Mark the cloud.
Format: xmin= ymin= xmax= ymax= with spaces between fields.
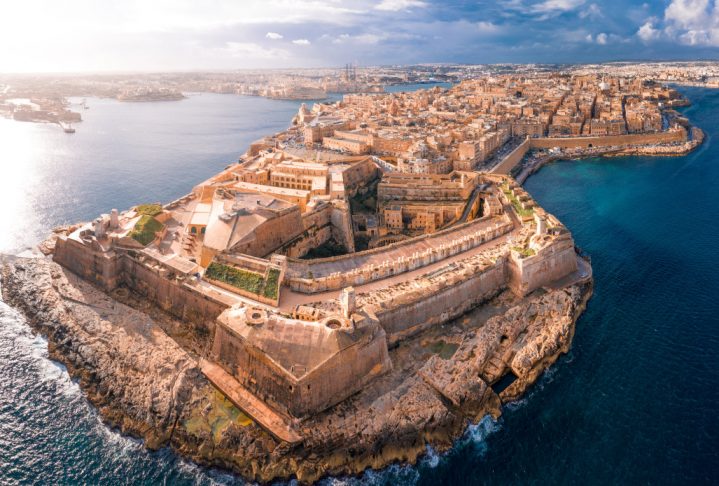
xmin=6 ymin=0 xmax=719 ymax=72
xmin=220 ymin=42 xmax=289 ymax=60
xmin=531 ymin=0 xmax=586 ymax=14
xmin=664 ymin=0 xmax=710 ymax=29
xmin=477 ymin=21 xmax=501 ymax=33
xmin=352 ymin=33 xmax=384 ymax=44
xmin=659 ymin=0 xmax=719 ymax=46
xmin=374 ymin=0 xmax=428 ymax=12
xmin=636 ymin=21 xmax=661 ymax=42
xmin=579 ymin=3 xmax=602 ymax=19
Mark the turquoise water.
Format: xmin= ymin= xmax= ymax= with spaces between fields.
xmin=413 ymin=87 xmax=719 ymax=484
xmin=1 ymin=87 xmax=718 ymax=484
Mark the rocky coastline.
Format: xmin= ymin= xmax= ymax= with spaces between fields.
xmin=0 ymin=253 xmax=591 ymax=484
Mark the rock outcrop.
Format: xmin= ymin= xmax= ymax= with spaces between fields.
xmin=0 ymin=256 xmax=591 ymax=484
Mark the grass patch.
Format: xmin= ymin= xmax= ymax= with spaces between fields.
xmin=263 ymin=268 xmax=281 ymax=300
xmin=512 ymin=246 xmax=536 ymax=258
xmin=128 ymin=215 xmax=164 ymax=246
xmin=206 ymin=262 xmax=264 ymax=293
xmin=426 ymin=340 xmax=459 ymax=360
xmin=206 ymin=262 xmax=281 ymax=300
xmin=135 ymin=203 xmax=163 ymax=217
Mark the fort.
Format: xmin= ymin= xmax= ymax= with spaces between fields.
xmin=6 ymin=72 xmax=702 ymax=483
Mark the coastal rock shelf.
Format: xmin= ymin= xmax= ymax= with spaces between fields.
xmin=0 ymin=256 xmax=591 ymax=483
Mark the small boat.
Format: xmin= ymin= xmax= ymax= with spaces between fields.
xmin=64 ymin=124 xmax=75 ymax=133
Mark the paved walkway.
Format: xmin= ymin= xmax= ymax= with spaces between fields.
xmin=547 ymin=254 xmax=593 ymax=290
xmin=288 ymin=216 xmax=508 ymax=278
xmin=279 ymin=224 xmax=519 ymax=311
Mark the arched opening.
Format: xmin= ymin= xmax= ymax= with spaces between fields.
xmin=201 ymin=227 xmax=206 ymax=235
xmin=190 ymin=226 xmax=197 ymax=234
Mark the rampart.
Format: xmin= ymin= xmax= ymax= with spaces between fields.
xmin=507 ymin=233 xmax=577 ymax=296
xmin=491 ymin=137 xmax=531 ymax=175
xmin=274 ymin=201 xmax=354 ymax=258
xmin=54 ymin=237 xmax=228 ymax=331
xmin=370 ymin=256 xmax=508 ymax=344
xmin=53 ymin=236 xmax=123 ymax=291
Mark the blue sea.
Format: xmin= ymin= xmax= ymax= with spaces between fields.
xmin=0 ymin=85 xmax=717 ymax=485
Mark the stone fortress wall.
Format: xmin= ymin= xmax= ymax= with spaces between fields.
xmin=508 ymin=232 xmax=577 ymax=296
xmin=284 ymin=214 xmax=514 ymax=293
xmin=54 ymin=238 xmax=228 ymax=332
xmin=273 ymin=200 xmax=355 ymax=258
xmin=492 ymin=129 xmax=687 ymax=176
xmin=53 ymin=236 xmax=123 ymax=290
xmin=371 ymin=256 xmax=508 ymax=344
xmin=492 ymin=137 xmax=531 ymax=175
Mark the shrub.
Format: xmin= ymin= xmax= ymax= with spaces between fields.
xmin=262 ymin=268 xmax=281 ymax=299
xmin=135 ymin=204 xmax=163 ymax=217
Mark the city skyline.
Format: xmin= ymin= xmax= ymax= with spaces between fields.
xmin=3 ymin=0 xmax=719 ymax=73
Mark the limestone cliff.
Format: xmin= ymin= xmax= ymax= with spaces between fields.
xmin=0 ymin=256 xmax=591 ymax=484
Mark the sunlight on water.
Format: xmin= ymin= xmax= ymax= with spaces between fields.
xmin=0 ymin=118 xmax=46 ymax=253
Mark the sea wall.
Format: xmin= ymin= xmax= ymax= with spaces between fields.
xmin=120 ymin=257 xmax=227 ymax=332
xmin=293 ymin=325 xmax=390 ymax=417
xmin=529 ymin=129 xmax=686 ymax=150
xmin=53 ymin=237 xmax=122 ymax=291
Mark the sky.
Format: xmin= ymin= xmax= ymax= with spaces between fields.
xmin=2 ymin=0 xmax=719 ymax=72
